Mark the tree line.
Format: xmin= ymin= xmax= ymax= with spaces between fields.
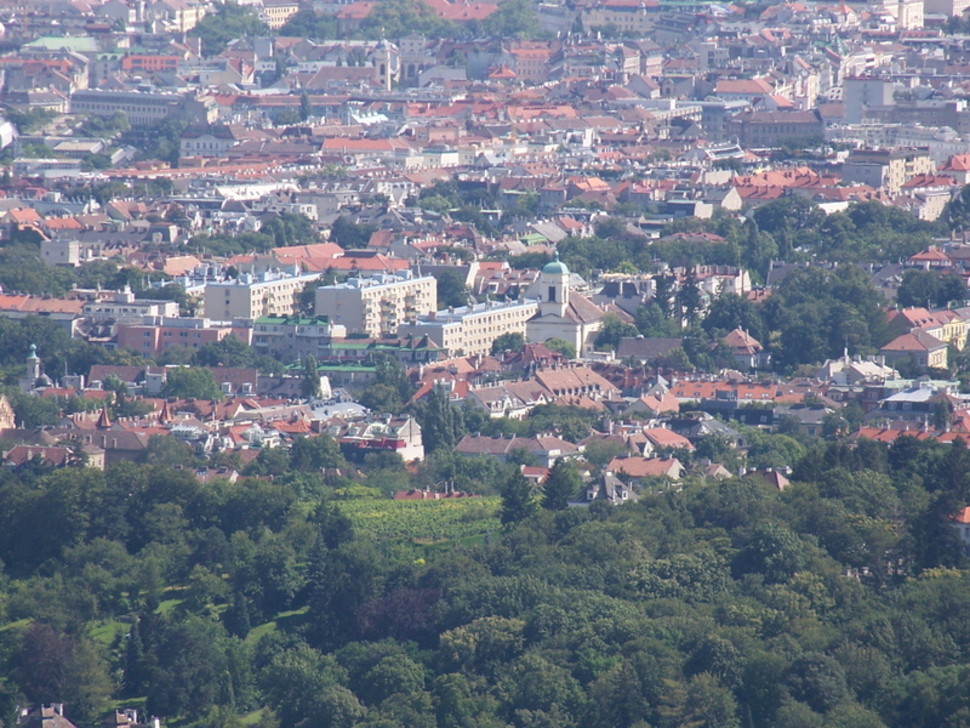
xmin=0 ymin=423 xmax=969 ymax=728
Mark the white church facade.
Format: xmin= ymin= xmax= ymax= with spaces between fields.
xmin=526 ymin=256 xmax=606 ymax=357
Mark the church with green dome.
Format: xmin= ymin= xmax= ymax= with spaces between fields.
xmin=526 ymin=253 xmax=608 ymax=357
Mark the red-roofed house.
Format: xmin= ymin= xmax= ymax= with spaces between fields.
xmin=952 ymin=506 xmax=970 ymax=553
xmin=723 ymin=328 xmax=771 ymax=369
xmin=940 ymin=154 xmax=970 ymax=185
xmin=641 ymin=427 xmax=694 ymax=456
xmin=880 ymin=330 xmax=948 ymax=370
xmin=907 ymin=246 xmax=952 ymax=269
xmin=606 ymin=456 xmax=685 ymax=480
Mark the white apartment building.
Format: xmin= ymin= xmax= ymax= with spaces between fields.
xmin=204 ymin=270 xmax=322 ymax=321
xmin=403 ymin=299 xmax=540 ymax=357
xmin=83 ymin=290 xmax=180 ymax=323
xmin=315 ymin=272 xmax=437 ymax=338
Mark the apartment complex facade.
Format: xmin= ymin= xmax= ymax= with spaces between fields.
xmin=204 ymin=270 xmax=322 ymax=320
xmin=252 ymin=315 xmax=346 ymax=361
xmin=117 ymin=318 xmax=249 ymax=356
xmin=404 ymin=299 xmax=540 ymax=356
xmin=314 ymin=272 xmax=437 ymax=338
xmin=260 ymin=0 xmax=301 ymax=28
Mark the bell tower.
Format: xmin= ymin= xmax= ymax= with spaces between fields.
xmin=26 ymin=343 xmax=41 ymax=383
xmin=539 ymin=253 xmax=569 ymax=318
xmin=374 ymin=38 xmax=400 ymax=92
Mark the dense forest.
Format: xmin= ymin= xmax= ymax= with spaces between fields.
xmin=1 ymin=431 xmax=970 ymax=728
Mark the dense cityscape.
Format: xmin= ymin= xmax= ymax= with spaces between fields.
xmin=3 ymin=0 xmax=970 ymax=727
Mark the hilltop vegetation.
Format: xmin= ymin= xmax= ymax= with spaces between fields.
xmin=0 ymin=433 xmax=968 ymax=728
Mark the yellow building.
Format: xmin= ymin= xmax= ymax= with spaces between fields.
xmin=261 ymin=0 xmax=301 ymax=29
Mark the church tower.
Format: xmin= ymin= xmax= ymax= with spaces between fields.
xmin=26 ymin=343 xmax=41 ymax=383
xmin=373 ymin=38 xmax=400 ymax=92
xmin=539 ymin=254 xmax=570 ymax=318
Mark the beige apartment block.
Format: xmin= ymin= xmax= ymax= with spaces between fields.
xmin=404 ymin=299 xmax=540 ymax=357
xmin=841 ymin=147 xmax=933 ymax=195
xmin=204 ymin=270 xmax=322 ymax=320
xmin=315 ymin=272 xmax=437 ymax=338
xmin=260 ymin=0 xmax=300 ymax=29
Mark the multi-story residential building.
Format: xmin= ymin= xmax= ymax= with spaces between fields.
xmin=204 ymin=270 xmax=323 ymax=321
xmin=925 ymin=0 xmax=970 ymax=15
xmin=840 ymin=148 xmax=934 ymax=195
xmin=842 ymin=76 xmax=894 ymax=124
xmin=179 ymin=125 xmax=247 ymax=158
xmin=726 ymin=110 xmax=824 ymax=147
xmin=404 ymin=299 xmax=540 ymax=357
xmin=149 ymin=0 xmax=209 ymax=32
xmin=260 ymin=0 xmax=301 ymax=28
xmin=580 ymin=0 xmax=656 ymax=35
xmin=121 ymin=55 xmax=180 ymax=73
xmin=500 ymin=42 xmax=556 ymax=84
xmin=334 ymin=415 xmax=425 ymax=462
xmin=880 ymin=330 xmax=949 ymax=370
xmin=314 ymin=272 xmax=437 ymax=338
xmin=83 ymin=290 xmax=180 ymax=324
xmin=117 ymin=318 xmax=250 ymax=356
xmin=0 ymin=294 xmax=84 ymax=335
xmin=252 ymin=315 xmax=347 ymax=362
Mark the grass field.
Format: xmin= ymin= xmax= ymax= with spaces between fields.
xmin=245 ymin=606 xmax=309 ymax=645
xmin=337 ymin=496 xmax=500 ymax=544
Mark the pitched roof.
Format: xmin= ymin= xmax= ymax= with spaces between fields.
xmin=606 ymin=456 xmax=683 ymax=478
xmin=881 ymin=330 xmax=947 ymax=353
xmin=723 ymin=328 xmax=763 ymax=354
xmin=642 ymin=427 xmax=694 ymax=450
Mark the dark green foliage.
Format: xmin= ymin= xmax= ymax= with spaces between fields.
xmin=482 ymin=0 xmax=541 ymax=38
xmin=358 ymin=356 xmax=414 ymax=414
xmin=544 ymin=337 xmax=576 ymax=359
xmin=594 ymin=313 xmax=639 ymax=351
xmin=15 ymin=623 xmax=113 ymax=728
xmin=301 ymin=356 xmax=321 ymax=399
xmin=417 ymin=387 xmax=465 ymax=453
xmin=763 ymin=265 xmax=891 ymax=369
xmin=360 ymin=0 xmax=458 ymax=39
xmin=5 ymin=107 xmax=56 ymax=133
xmin=500 ymin=471 xmax=536 ymax=525
xmin=1 ymin=403 xmax=970 ymax=728
xmin=0 ymin=244 xmax=76 ymax=296
xmin=491 ymin=332 xmax=526 ymax=355
xmin=260 ymin=212 xmax=317 ymax=247
xmin=542 ymin=460 xmax=582 ymax=510
xmin=436 ymin=269 xmax=470 ymax=310
xmin=145 ymin=616 xmax=249 ymax=719
xmin=330 ymin=216 xmax=377 ymax=249
xmin=896 ymin=269 xmax=968 ymax=308
xmin=290 ymin=435 xmax=345 ymax=472
xmin=190 ymin=2 xmax=270 ymax=56
xmin=279 ymin=8 xmax=338 ymax=39
xmin=161 ymin=366 xmax=223 ymax=400
xmin=193 ymin=334 xmax=283 ymax=374
xmin=944 ymin=183 xmax=970 ymax=232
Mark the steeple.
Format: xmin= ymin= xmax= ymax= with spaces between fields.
xmin=539 ymin=252 xmax=570 ymax=317
xmin=26 ymin=343 xmax=41 ymax=383
xmin=96 ymin=405 xmax=112 ymax=430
